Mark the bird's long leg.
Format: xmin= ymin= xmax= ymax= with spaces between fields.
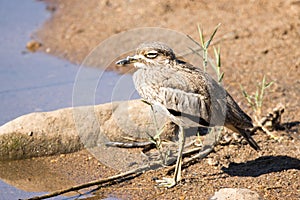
xmin=166 ymin=127 xmax=219 ymax=169
xmin=173 ymin=125 xmax=185 ymax=183
xmin=157 ymin=125 xmax=185 ymax=188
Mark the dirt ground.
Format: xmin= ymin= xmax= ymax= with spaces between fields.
xmin=30 ymin=0 xmax=300 ymax=199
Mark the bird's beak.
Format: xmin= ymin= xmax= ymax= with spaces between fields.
xmin=115 ymin=55 xmax=139 ymax=65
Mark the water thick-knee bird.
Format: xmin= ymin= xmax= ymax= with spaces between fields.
xmin=116 ymin=41 xmax=260 ymax=187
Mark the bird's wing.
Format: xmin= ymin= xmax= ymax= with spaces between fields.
xmin=136 ymin=66 xmax=223 ymax=126
xmin=134 ymin=65 xmax=250 ymax=128
xmin=158 ymin=86 xmax=211 ymax=120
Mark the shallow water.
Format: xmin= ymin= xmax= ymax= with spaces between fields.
xmin=0 ymin=0 xmax=76 ymax=126
xmin=0 ymin=0 xmax=138 ymax=127
xmin=0 ymin=0 xmax=130 ymax=199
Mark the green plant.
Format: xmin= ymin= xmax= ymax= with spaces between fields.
xmin=187 ymin=24 xmax=224 ymax=83
xmin=197 ymin=23 xmax=221 ymax=71
xmin=240 ymin=75 xmax=273 ymax=118
xmin=213 ymin=45 xmax=224 ymax=83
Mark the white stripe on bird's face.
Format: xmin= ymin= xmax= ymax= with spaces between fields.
xmin=133 ymin=54 xmax=171 ymax=69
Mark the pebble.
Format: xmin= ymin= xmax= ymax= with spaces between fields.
xmin=206 ymin=157 xmax=219 ymax=166
xmin=210 ymin=188 xmax=262 ymax=200
xmin=26 ymin=40 xmax=42 ymax=52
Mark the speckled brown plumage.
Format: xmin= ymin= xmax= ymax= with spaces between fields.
xmin=120 ymin=41 xmax=259 ymax=151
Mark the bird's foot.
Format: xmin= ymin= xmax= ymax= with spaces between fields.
xmin=156 ymin=177 xmax=177 ymax=188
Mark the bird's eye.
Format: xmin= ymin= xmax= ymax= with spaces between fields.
xmin=145 ymin=50 xmax=158 ymax=59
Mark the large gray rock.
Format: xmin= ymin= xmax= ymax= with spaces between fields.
xmin=0 ymin=100 xmax=175 ymax=161
xmin=210 ymin=188 xmax=262 ymax=200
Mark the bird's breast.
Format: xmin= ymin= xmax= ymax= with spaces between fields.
xmin=133 ymin=69 xmax=162 ymax=104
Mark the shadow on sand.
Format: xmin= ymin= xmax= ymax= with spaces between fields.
xmin=221 ymin=155 xmax=300 ymax=177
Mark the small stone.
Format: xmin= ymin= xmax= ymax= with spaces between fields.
xmin=206 ymin=157 xmax=219 ymax=166
xmin=46 ymin=5 xmax=56 ymax=12
xmin=210 ymin=188 xmax=262 ymax=200
xmin=26 ymin=40 xmax=42 ymax=52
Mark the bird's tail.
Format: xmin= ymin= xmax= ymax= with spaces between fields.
xmin=235 ymin=127 xmax=260 ymax=151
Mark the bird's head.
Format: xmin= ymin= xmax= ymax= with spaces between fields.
xmin=116 ymin=42 xmax=176 ymax=69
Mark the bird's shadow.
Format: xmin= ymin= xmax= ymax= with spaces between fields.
xmin=221 ymin=155 xmax=300 ymax=177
